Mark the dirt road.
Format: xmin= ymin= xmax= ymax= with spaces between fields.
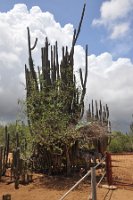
xmin=0 ymin=174 xmax=133 ymax=200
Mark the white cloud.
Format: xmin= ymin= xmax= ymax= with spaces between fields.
xmin=100 ymin=0 xmax=133 ymax=21
xmin=0 ymin=4 xmax=74 ymax=123
xmin=73 ymin=46 xmax=133 ymax=131
xmin=110 ymin=23 xmax=130 ymax=39
xmin=0 ymin=4 xmax=133 ymax=132
xmin=93 ymin=0 xmax=133 ymax=40
xmin=84 ymin=54 xmax=133 ymax=131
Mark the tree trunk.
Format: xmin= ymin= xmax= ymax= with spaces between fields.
xmin=66 ymin=146 xmax=71 ymax=176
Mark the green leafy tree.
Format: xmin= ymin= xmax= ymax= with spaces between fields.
xmin=24 ymin=3 xmax=88 ymax=175
xmin=109 ymin=131 xmax=132 ymax=153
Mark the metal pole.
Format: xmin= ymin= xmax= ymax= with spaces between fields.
xmin=91 ymin=167 xmax=97 ymax=200
xmin=97 ymin=172 xmax=106 ymax=187
xmin=59 ymin=157 xmax=105 ymax=200
xmin=59 ymin=169 xmax=91 ymax=200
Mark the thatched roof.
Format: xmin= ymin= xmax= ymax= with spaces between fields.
xmin=76 ymin=121 xmax=110 ymax=140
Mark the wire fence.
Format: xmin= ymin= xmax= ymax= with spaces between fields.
xmin=59 ymin=157 xmax=106 ymax=200
xmin=107 ymin=153 xmax=133 ymax=186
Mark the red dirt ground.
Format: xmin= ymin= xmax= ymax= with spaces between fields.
xmin=0 ymin=174 xmax=133 ymax=200
xmin=111 ymin=153 xmax=133 ymax=185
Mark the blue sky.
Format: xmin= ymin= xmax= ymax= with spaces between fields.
xmin=1 ymin=0 xmax=132 ymax=59
xmin=0 ymin=0 xmax=133 ymax=132
xmin=0 ymin=0 xmax=103 ymax=54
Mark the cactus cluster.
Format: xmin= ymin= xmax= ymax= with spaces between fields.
xmin=24 ymin=3 xmax=90 ymax=176
xmin=87 ymin=100 xmax=111 ymax=127
xmin=0 ymin=126 xmax=9 ymax=181
xmin=0 ymin=126 xmax=33 ymax=188
xmin=25 ymin=3 xmax=88 ymax=132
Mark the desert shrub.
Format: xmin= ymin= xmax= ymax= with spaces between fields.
xmin=108 ymin=131 xmax=133 ymax=153
xmin=0 ymin=122 xmax=33 ymax=159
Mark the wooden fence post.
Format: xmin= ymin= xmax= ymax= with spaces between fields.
xmin=106 ymin=152 xmax=112 ymax=185
xmin=2 ymin=194 xmax=11 ymax=200
xmin=91 ymin=167 xmax=97 ymax=200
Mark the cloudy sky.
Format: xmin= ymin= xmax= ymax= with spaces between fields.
xmin=0 ymin=0 xmax=133 ymax=132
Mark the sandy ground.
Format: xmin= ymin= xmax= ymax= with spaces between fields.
xmin=111 ymin=154 xmax=133 ymax=185
xmin=0 ymin=174 xmax=133 ymax=200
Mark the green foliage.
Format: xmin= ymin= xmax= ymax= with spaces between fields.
xmin=23 ymin=4 xmax=89 ymax=175
xmin=25 ymin=34 xmax=87 ymax=154
xmin=108 ymin=131 xmax=133 ymax=153
xmin=129 ymin=115 xmax=133 ymax=136
xmin=0 ymin=125 xmax=5 ymax=145
xmin=0 ymin=122 xmax=33 ymax=159
xmin=16 ymin=122 xmax=33 ymax=159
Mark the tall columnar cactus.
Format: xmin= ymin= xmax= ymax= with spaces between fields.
xmin=25 ymin=3 xmax=88 ymax=129
xmin=12 ymin=147 xmax=20 ymax=189
xmin=24 ymin=3 xmax=112 ymax=175
xmin=79 ymin=45 xmax=88 ymax=118
xmin=86 ymin=100 xmax=111 ymax=131
xmin=24 ymin=3 xmax=88 ymax=176
xmin=27 ymin=27 xmax=38 ymax=91
xmin=3 ymin=126 xmax=10 ymax=175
